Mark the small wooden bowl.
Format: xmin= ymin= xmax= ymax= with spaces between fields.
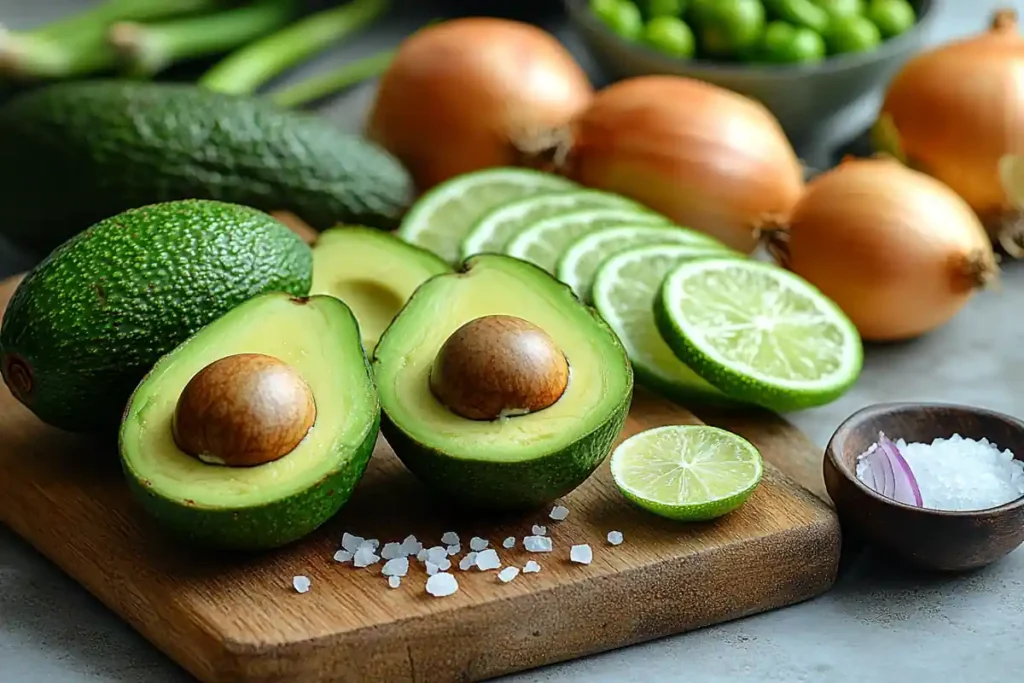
xmin=824 ymin=402 xmax=1024 ymax=572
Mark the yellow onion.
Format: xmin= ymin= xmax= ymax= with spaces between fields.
xmin=764 ymin=157 xmax=999 ymax=342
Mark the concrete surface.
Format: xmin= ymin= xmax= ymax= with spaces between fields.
xmin=1 ymin=1 xmax=1022 ymax=681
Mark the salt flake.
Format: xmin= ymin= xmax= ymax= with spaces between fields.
xmin=353 ymin=546 xmax=380 ymax=568
xmin=332 ymin=549 xmax=353 ymax=563
xmin=441 ymin=531 xmax=460 ymax=545
xmin=341 ymin=532 xmax=364 ymax=552
xmin=388 ymin=575 xmax=401 ymax=589
xmin=382 ymin=557 xmax=410 ymax=578
xmin=570 ymin=544 xmax=593 ymax=565
xmin=475 ymin=548 xmax=501 ymax=571
xmin=498 ymin=566 xmax=520 ymax=583
xmin=523 ymin=535 xmax=553 ymax=553
xmin=469 ymin=536 xmax=489 ymax=552
xmin=459 ymin=552 xmax=478 ymax=571
xmin=426 ymin=572 xmax=459 ymax=597
xmin=292 ymin=575 xmax=311 ymax=593
xmin=531 ymin=524 xmax=547 ymax=536
xmin=381 ymin=542 xmax=404 ymax=560
xmin=446 ymin=544 xmax=462 ymax=556
xmin=426 ymin=546 xmax=448 ymax=564
xmin=607 ymin=531 xmax=624 ymax=546
xmin=549 ymin=505 xmax=569 ymax=521
xmin=523 ymin=560 xmax=541 ymax=574
xmin=426 ymin=561 xmax=440 ymax=576
xmin=502 ymin=536 xmax=516 ymax=549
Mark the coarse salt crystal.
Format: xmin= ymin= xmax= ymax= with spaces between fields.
xmin=333 ymin=549 xmax=353 ymax=563
xmin=381 ymin=542 xmax=404 ymax=560
xmin=607 ymin=531 xmax=624 ymax=546
xmin=523 ymin=535 xmax=553 ymax=553
xmin=498 ymin=566 xmax=520 ymax=583
xmin=401 ymin=535 xmax=423 ymax=556
xmin=446 ymin=544 xmax=461 ymax=556
xmin=570 ymin=544 xmax=593 ymax=565
xmin=475 ymin=548 xmax=501 ymax=571
xmin=426 ymin=561 xmax=440 ymax=576
xmin=469 ymin=536 xmax=489 ymax=551
xmin=459 ymin=552 xmax=478 ymax=571
xmin=416 ymin=548 xmax=429 ymax=562
xmin=292 ymin=575 xmax=311 ymax=593
xmin=341 ymin=533 xmax=364 ymax=552
xmin=426 ymin=546 xmax=448 ymax=564
xmin=426 ymin=572 xmax=459 ymax=597
xmin=523 ymin=561 xmax=541 ymax=574
xmin=441 ymin=531 xmax=460 ymax=545
xmin=502 ymin=536 xmax=516 ymax=549
xmin=353 ymin=546 xmax=381 ymax=568
xmin=531 ymin=524 xmax=547 ymax=536
xmin=549 ymin=505 xmax=569 ymax=521
xmin=359 ymin=539 xmax=380 ymax=551
xmin=437 ymin=557 xmax=452 ymax=571
xmin=381 ymin=557 xmax=410 ymax=577
xmin=856 ymin=433 xmax=1024 ymax=511
xmin=388 ymin=575 xmax=401 ymax=589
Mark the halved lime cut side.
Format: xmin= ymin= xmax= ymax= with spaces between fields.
xmin=504 ymin=208 xmax=670 ymax=273
xmin=558 ymin=224 xmax=730 ymax=302
xmin=459 ymin=189 xmax=648 ymax=261
xmin=591 ymin=244 xmax=741 ymax=405
xmin=398 ymin=168 xmax=577 ymax=263
xmin=610 ymin=425 xmax=763 ymax=521
xmin=654 ymin=257 xmax=863 ymax=412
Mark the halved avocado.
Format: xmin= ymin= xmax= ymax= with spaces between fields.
xmin=118 ymin=292 xmax=380 ymax=550
xmin=373 ymin=254 xmax=633 ymax=509
xmin=310 ymin=227 xmax=452 ymax=353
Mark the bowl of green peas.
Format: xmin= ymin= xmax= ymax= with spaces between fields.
xmin=566 ymin=0 xmax=935 ymax=146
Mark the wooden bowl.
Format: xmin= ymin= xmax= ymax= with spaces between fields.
xmin=824 ymin=402 xmax=1024 ymax=572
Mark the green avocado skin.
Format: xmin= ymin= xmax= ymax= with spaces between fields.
xmin=122 ymin=412 xmax=380 ymax=551
xmin=0 ymin=80 xmax=415 ymax=254
xmin=379 ymin=393 xmax=631 ymax=511
xmin=0 ymin=199 xmax=313 ymax=434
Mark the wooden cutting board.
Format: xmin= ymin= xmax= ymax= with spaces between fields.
xmin=0 ymin=273 xmax=840 ymax=683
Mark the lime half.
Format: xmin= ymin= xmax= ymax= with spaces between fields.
xmin=654 ymin=258 xmax=863 ymax=412
xmin=505 ymin=208 xmax=669 ymax=273
xmin=558 ymin=224 xmax=729 ymax=302
xmin=459 ymin=189 xmax=648 ymax=261
xmin=592 ymin=244 xmax=740 ymax=405
xmin=398 ymin=168 xmax=577 ymax=263
xmin=610 ymin=425 xmax=763 ymax=521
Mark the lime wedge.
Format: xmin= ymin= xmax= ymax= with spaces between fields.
xmin=655 ymin=258 xmax=863 ymax=412
xmin=460 ymin=189 xmax=648 ymax=262
xmin=592 ymin=244 xmax=741 ymax=405
xmin=557 ymin=224 xmax=730 ymax=301
xmin=610 ymin=425 xmax=763 ymax=521
xmin=505 ymin=208 xmax=670 ymax=273
xmin=398 ymin=168 xmax=577 ymax=263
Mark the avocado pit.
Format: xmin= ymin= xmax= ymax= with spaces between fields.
xmin=429 ymin=315 xmax=569 ymax=421
xmin=172 ymin=353 xmax=316 ymax=467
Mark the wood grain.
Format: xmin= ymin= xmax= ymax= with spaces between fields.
xmin=0 ymin=274 xmax=840 ymax=683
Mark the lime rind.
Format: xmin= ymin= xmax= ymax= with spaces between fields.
xmin=505 ymin=207 xmax=671 ymax=273
xmin=459 ymin=189 xmax=649 ymax=261
xmin=591 ymin=244 xmax=743 ymax=406
xmin=557 ymin=224 xmax=731 ymax=301
xmin=610 ymin=425 xmax=763 ymax=521
xmin=654 ymin=257 xmax=863 ymax=412
xmin=398 ymin=168 xmax=577 ymax=263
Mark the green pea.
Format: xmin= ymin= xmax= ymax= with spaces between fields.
xmin=866 ymin=0 xmax=916 ymax=38
xmin=764 ymin=0 xmax=829 ymax=34
xmin=760 ymin=21 xmax=826 ymax=63
xmin=814 ymin=0 xmax=866 ymax=19
xmin=645 ymin=0 xmax=688 ymax=18
xmin=644 ymin=16 xmax=697 ymax=57
xmin=827 ymin=13 xmax=882 ymax=54
xmin=691 ymin=0 xmax=767 ymax=58
xmin=591 ymin=0 xmax=645 ymax=40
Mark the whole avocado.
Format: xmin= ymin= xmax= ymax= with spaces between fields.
xmin=0 ymin=80 xmax=415 ymax=254
xmin=0 ymin=199 xmax=313 ymax=434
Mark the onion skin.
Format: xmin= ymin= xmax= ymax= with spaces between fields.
xmin=875 ymin=9 xmax=1024 ymax=238
xmin=774 ymin=157 xmax=998 ymax=342
xmin=365 ymin=18 xmax=594 ymax=191
xmin=559 ymin=75 xmax=805 ymax=253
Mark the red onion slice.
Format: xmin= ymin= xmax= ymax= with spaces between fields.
xmin=876 ymin=432 xmax=923 ymax=506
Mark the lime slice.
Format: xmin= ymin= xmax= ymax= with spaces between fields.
xmin=592 ymin=244 xmax=741 ymax=405
xmin=505 ymin=208 xmax=670 ymax=273
xmin=654 ymin=258 xmax=863 ymax=412
xmin=398 ymin=168 xmax=577 ymax=263
xmin=610 ymin=425 xmax=763 ymax=521
xmin=460 ymin=189 xmax=648 ymax=261
xmin=557 ymin=224 xmax=730 ymax=302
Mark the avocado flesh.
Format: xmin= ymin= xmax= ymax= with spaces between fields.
xmin=119 ymin=292 xmax=379 ymax=550
xmin=310 ymin=227 xmax=451 ymax=353
xmin=373 ymin=255 xmax=633 ymax=508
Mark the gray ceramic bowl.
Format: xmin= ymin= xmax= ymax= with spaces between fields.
xmin=565 ymin=0 xmax=936 ymax=146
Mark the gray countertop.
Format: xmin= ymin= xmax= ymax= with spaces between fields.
xmin=2 ymin=1 xmax=1022 ymax=681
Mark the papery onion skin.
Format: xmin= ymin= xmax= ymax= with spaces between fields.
xmin=365 ymin=17 xmax=594 ymax=191
xmin=558 ymin=75 xmax=805 ymax=253
xmin=875 ymin=9 xmax=1024 ymax=237
xmin=774 ymin=157 xmax=998 ymax=342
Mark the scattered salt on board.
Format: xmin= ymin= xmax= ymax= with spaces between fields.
xmin=446 ymin=543 xmax=461 ymax=556
xmin=382 ymin=557 xmax=410 ymax=578
xmin=341 ymin=533 xmax=364 ymax=553
xmin=607 ymin=531 xmax=624 ymax=546
xmin=400 ymin=535 xmax=423 ymax=557
xmin=498 ymin=567 xmax=520 ymax=583
xmin=570 ymin=544 xmax=593 ymax=565
xmin=426 ymin=561 xmax=440 ymax=576
xmin=292 ymin=576 xmax=311 ymax=594
xmin=856 ymin=433 xmax=1024 ymax=511
xmin=549 ymin=505 xmax=569 ymax=521
xmin=426 ymin=572 xmax=459 ymax=597
xmin=381 ymin=542 xmax=404 ymax=560
xmin=469 ymin=536 xmax=489 ymax=551
xmin=531 ymin=524 xmax=547 ymax=536
xmin=333 ymin=549 xmax=353 ymax=563
xmin=353 ymin=546 xmax=380 ymax=568
xmin=459 ymin=552 xmax=478 ymax=571
xmin=523 ymin=535 xmax=553 ymax=553
xmin=426 ymin=546 xmax=448 ymax=564
xmin=437 ymin=557 xmax=452 ymax=571
xmin=475 ymin=549 xmax=501 ymax=571
xmin=523 ymin=560 xmax=541 ymax=574
xmin=388 ymin=575 xmax=401 ymax=589
xmin=502 ymin=536 xmax=516 ymax=549
xmin=441 ymin=531 xmax=460 ymax=545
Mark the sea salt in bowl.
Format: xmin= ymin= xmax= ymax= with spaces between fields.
xmin=824 ymin=402 xmax=1024 ymax=572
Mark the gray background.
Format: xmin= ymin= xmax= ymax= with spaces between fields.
xmin=1 ymin=1 xmax=1022 ymax=681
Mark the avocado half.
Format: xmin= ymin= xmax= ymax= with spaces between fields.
xmin=310 ymin=227 xmax=451 ymax=354
xmin=373 ymin=254 xmax=634 ymax=509
xmin=119 ymin=292 xmax=380 ymax=550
